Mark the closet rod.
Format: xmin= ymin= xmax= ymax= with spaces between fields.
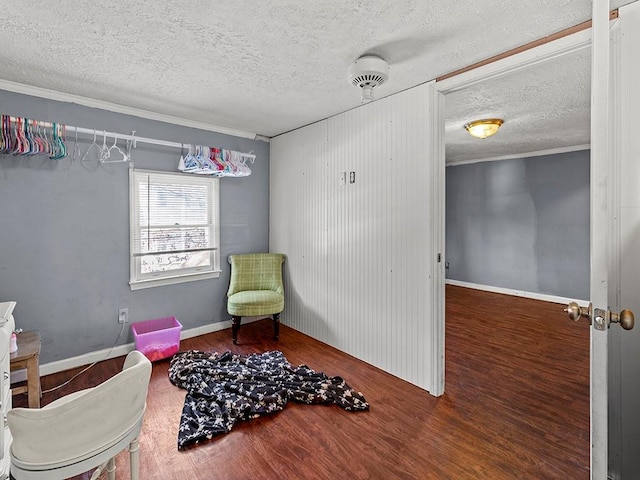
xmin=7 ymin=116 xmax=256 ymax=159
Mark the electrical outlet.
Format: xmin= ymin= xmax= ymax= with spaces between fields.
xmin=118 ymin=308 xmax=129 ymax=324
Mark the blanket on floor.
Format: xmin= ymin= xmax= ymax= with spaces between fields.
xmin=168 ymin=350 xmax=369 ymax=449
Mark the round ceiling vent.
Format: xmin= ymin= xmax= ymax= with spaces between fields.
xmin=348 ymin=55 xmax=389 ymax=103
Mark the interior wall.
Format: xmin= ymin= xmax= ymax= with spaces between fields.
xmin=0 ymin=90 xmax=270 ymax=364
xmin=270 ymin=83 xmax=437 ymax=392
xmin=445 ymin=150 xmax=590 ymax=300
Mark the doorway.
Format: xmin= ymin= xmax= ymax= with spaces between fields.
xmin=434 ymin=25 xmax=590 ymax=476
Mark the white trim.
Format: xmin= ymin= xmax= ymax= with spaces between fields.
xmin=129 ymin=169 xmax=221 ymax=290
xmin=27 ymin=317 xmax=268 ymax=380
xmin=435 ymin=28 xmax=592 ymax=94
xmin=129 ymin=270 xmax=222 ymax=290
xmin=445 ymin=279 xmax=590 ymax=307
xmin=446 ymin=144 xmax=590 ymax=167
xmin=607 ymin=14 xmax=624 ymax=480
xmin=0 ymin=79 xmax=259 ymax=140
xmin=590 ymin=1 xmax=611 ymax=478
xmin=428 ymin=81 xmax=445 ymax=397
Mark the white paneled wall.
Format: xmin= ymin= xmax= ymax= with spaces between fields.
xmin=270 ymin=82 xmax=441 ymax=392
xmin=270 ymin=121 xmax=330 ymax=341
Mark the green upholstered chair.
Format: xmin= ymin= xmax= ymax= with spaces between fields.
xmin=227 ymin=253 xmax=285 ymax=344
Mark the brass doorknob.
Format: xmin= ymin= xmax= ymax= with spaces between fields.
xmin=611 ymin=309 xmax=635 ymax=330
xmin=565 ymin=301 xmax=591 ymax=322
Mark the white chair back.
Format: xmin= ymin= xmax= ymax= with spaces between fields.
xmin=8 ymin=350 xmax=152 ymax=479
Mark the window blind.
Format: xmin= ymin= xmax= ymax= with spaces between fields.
xmin=130 ymin=170 xmax=219 ymax=282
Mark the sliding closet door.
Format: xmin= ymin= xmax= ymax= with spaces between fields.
xmin=271 ymin=82 xmax=440 ymax=392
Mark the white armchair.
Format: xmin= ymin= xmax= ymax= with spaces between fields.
xmin=7 ymin=350 xmax=152 ymax=480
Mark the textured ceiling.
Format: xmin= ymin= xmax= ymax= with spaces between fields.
xmin=0 ymin=1 xmax=634 ymax=160
xmin=445 ymin=48 xmax=592 ymax=163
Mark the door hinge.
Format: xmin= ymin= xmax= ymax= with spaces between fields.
xmin=437 ymin=253 xmax=442 ymax=263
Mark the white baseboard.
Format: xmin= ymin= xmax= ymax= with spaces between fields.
xmin=21 ymin=316 xmax=267 ymax=381
xmin=445 ymin=279 xmax=589 ymax=306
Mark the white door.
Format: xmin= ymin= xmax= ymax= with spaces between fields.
xmin=535 ymin=1 xmax=637 ymax=477
xmin=616 ymin=3 xmax=640 ymax=477
xmin=556 ymin=1 xmax=639 ymax=478
xmin=592 ymin=1 xmax=640 ymax=478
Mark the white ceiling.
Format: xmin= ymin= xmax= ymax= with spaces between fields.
xmin=444 ymin=48 xmax=592 ymax=163
xmin=0 ymin=1 xmax=634 ymax=161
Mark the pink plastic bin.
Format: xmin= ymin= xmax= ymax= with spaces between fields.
xmin=131 ymin=316 xmax=182 ymax=361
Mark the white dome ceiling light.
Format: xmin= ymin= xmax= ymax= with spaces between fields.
xmin=348 ymin=55 xmax=389 ymax=103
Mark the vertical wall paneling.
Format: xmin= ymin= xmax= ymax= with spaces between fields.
xmin=270 ymin=122 xmax=329 ymax=341
xmin=270 ymin=83 xmax=437 ymax=392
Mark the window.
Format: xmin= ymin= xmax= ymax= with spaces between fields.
xmin=129 ymin=169 xmax=220 ymax=290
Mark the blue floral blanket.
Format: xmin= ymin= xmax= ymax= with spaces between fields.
xmin=168 ymin=350 xmax=369 ymax=449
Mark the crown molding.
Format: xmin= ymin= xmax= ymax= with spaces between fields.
xmin=446 ymin=144 xmax=590 ymax=167
xmin=0 ymin=79 xmax=259 ymax=140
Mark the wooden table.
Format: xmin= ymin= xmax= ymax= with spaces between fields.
xmin=10 ymin=331 xmax=41 ymax=408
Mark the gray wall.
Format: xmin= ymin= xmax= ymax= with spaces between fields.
xmin=445 ymin=150 xmax=589 ymax=300
xmin=0 ymin=90 xmax=270 ymax=363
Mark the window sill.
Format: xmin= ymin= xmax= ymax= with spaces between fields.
xmin=129 ymin=270 xmax=221 ymax=291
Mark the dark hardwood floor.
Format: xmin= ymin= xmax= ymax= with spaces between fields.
xmin=14 ymin=285 xmax=589 ymax=479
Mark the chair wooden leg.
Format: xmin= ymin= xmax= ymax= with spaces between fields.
xmin=107 ymin=456 xmax=116 ymax=480
xmin=232 ymin=316 xmax=242 ymax=344
xmin=273 ymin=313 xmax=280 ymax=340
xmin=129 ymin=437 xmax=140 ymax=480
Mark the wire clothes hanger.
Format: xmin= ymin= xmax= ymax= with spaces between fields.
xmin=100 ymin=134 xmax=129 ymax=163
xmin=71 ymin=128 xmax=81 ymax=161
xmin=81 ymin=129 xmax=101 ymax=162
